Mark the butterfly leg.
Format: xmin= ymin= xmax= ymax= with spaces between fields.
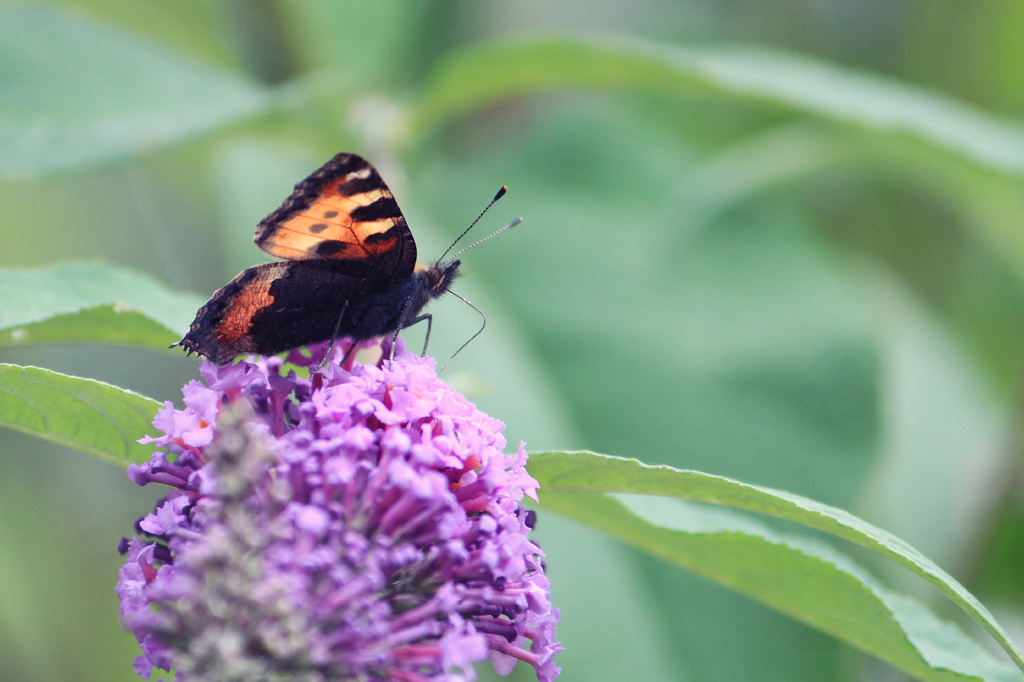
xmin=401 ymin=313 xmax=434 ymax=356
xmin=319 ymin=301 xmax=350 ymax=369
xmin=383 ymin=313 xmax=432 ymax=369
xmin=384 ymin=291 xmax=433 ymax=368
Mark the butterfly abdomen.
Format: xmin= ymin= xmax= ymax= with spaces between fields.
xmin=174 ymin=263 xmax=287 ymax=364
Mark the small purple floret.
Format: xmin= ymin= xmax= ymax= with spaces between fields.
xmin=118 ymin=340 xmax=561 ymax=681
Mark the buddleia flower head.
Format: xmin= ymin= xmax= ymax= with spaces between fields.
xmin=117 ymin=341 xmax=561 ymax=682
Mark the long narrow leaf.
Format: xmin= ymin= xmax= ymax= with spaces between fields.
xmin=411 ymin=35 xmax=1024 ymax=176
xmin=530 ymin=451 xmax=1024 ymax=677
xmin=0 ymin=364 xmax=160 ymax=467
xmin=0 ymin=262 xmax=202 ymax=350
xmin=0 ymin=5 xmax=271 ymax=177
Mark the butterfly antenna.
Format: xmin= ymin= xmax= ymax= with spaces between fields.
xmin=436 ymin=185 xmax=508 ymax=264
xmin=440 ymin=217 xmax=522 ymax=267
xmin=438 ymin=291 xmax=487 ymax=373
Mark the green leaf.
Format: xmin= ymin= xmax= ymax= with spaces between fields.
xmin=530 ymin=451 xmax=1024 ymax=680
xmin=411 ymin=35 xmax=1024 ymax=176
xmin=0 ymin=262 xmax=203 ymax=350
xmin=0 ymin=304 xmax=180 ymax=349
xmin=0 ymin=364 xmax=160 ymax=467
xmin=0 ymin=5 xmax=271 ymax=177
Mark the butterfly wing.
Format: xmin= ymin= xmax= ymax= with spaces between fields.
xmin=255 ymin=153 xmax=417 ymax=278
xmin=176 ymin=259 xmax=397 ymax=364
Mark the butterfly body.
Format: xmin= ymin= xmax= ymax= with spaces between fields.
xmin=174 ymin=153 xmax=462 ymax=364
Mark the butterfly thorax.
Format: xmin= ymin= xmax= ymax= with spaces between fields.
xmin=334 ymin=258 xmax=460 ymax=338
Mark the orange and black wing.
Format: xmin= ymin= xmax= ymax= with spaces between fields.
xmin=175 ymin=259 xmax=400 ymax=364
xmin=254 ymin=153 xmax=417 ymax=278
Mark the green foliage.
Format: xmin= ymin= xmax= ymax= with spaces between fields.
xmin=0 ymin=364 xmax=160 ymax=467
xmin=414 ymin=35 xmax=1024 ymax=175
xmin=531 ymin=451 xmax=1024 ymax=680
xmin=3 ymin=2 xmax=1024 ymax=681
xmin=0 ymin=262 xmax=204 ymax=349
xmin=0 ymin=5 xmax=270 ymax=177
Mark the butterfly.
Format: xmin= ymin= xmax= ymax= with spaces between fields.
xmin=174 ymin=152 xmax=511 ymax=366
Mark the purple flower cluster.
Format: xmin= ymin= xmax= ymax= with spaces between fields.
xmin=118 ymin=341 xmax=560 ymax=682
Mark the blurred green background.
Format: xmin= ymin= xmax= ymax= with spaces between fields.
xmin=3 ymin=1 xmax=1024 ymax=680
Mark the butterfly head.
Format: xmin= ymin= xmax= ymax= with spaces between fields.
xmin=426 ymin=259 xmax=461 ymax=298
